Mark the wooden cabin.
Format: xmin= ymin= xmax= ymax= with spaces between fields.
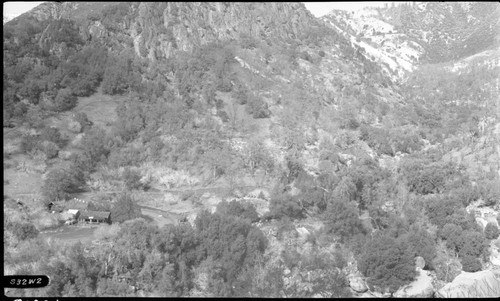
xmin=78 ymin=210 xmax=111 ymax=224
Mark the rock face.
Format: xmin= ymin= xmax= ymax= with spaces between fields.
xmin=394 ymin=269 xmax=434 ymax=298
xmin=138 ymin=2 xmax=316 ymax=59
xmin=436 ymin=270 xmax=500 ymax=298
xmin=25 ymin=2 xmax=319 ymax=61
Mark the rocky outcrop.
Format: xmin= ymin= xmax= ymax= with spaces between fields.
xmin=489 ymin=241 xmax=500 ymax=267
xmin=132 ymin=2 xmax=318 ymax=60
xmin=436 ymin=270 xmax=500 ymax=298
xmin=295 ymin=227 xmax=310 ymax=242
xmin=466 ymin=199 xmax=500 ymax=230
xmin=21 ymin=2 xmax=323 ymax=62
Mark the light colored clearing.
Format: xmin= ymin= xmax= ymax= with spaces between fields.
xmin=73 ymin=92 xmax=121 ymax=129
xmin=141 ymin=207 xmax=177 ymax=227
xmin=46 ymin=92 xmax=121 ymax=139
xmin=136 ymin=191 xmax=198 ymax=216
xmin=140 ymin=163 xmax=201 ymax=189
xmin=40 ymin=225 xmax=97 ymax=243
xmin=3 ymin=165 xmax=44 ymax=196
xmin=394 ymin=269 xmax=434 ymax=298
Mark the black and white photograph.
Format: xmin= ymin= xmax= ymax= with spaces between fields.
xmin=3 ymin=1 xmax=500 ymax=298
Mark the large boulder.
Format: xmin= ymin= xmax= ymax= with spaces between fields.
xmin=436 ymin=270 xmax=500 ymax=298
xmin=296 ymin=226 xmax=310 ymax=242
xmin=349 ymin=275 xmax=368 ymax=293
xmin=415 ymin=256 xmax=426 ymax=270
xmin=394 ymin=269 xmax=434 ymax=298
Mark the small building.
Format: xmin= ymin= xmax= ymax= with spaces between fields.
xmin=78 ymin=210 xmax=111 ymax=224
xmin=67 ymin=209 xmax=80 ymax=219
xmin=47 ymin=202 xmax=64 ymax=212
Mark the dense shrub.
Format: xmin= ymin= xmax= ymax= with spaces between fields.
xmin=450 ymin=184 xmax=481 ymax=206
xmin=73 ymin=112 xmax=93 ymax=132
xmin=77 ymin=127 xmax=110 ymax=171
xmin=246 ymin=95 xmax=270 ymax=119
xmin=484 ymin=222 xmax=499 ymax=240
xmin=101 ymin=54 xmax=137 ymax=95
xmin=358 ymin=232 xmax=416 ymax=292
xmin=194 ymin=210 xmax=268 ymax=296
xmin=460 ymin=255 xmax=482 ymax=272
xmin=42 ymin=167 xmax=85 ymax=202
xmin=239 ymin=33 xmax=258 ymax=49
xmin=479 ymin=179 xmax=500 ymax=207
xmin=323 ymin=199 xmax=365 ymax=242
xmin=216 ymin=200 xmax=260 ymax=223
xmin=269 ymin=193 xmax=304 ymax=220
xmin=40 ymin=126 xmax=63 ymax=146
xmin=400 ymin=158 xmax=459 ymax=195
xmin=111 ymin=192 xmax=142 ymax=223
xmin=122 ymin=167 xmax=144 ymax=190
xmin=360 ymin=125 xmax=394 ymax=156
xmin=13 ymin=101 xmax=28 ymax=119
xmin=425 ymin=196 xmax=460 ymax=228
xmin=233 ymin=82 xmax=249 ymax=105
xmin=40 ymin=141 xmax=60 ymax=159
xmin=275 ymin=216 xmax=297 ymax=241
xmin=12 ymin=222 xmax=39 ymax=240
xmin=457 ymin=230 xmax=489 ymax=259
xmin=113 ymin=100 xmax=146 ymax=142
xmin=404 ymin=226 xmax=437 ymax=269
xmin=20 ymin=134 xmax=40 ymax=154
xmin=53 ymin=88 xmax=77 ymax=112
xmin=25 ymin=105 xmax=46 ymax=128
xmin=440 ymin=223 xmax=463 ymax=252
xmin=107 ymin=146 xmax=144 ymax=168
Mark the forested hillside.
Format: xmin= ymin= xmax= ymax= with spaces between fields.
xmin=4 ymin=2 xmax=500 ymax=298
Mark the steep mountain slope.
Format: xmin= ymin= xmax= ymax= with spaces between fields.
xmin=323 ymin=7 xmax=424 ymax=81
xmin=3 ymin=2 xmax=500 ymax=299
xmin=4 ymin=1 xmax=396 ymax=170
xmin=323 ymin=2 xmax=500 ymax=81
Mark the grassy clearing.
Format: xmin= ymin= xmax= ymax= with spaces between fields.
xmin=47 ymin=91 xmax=121 ymax=140
xmin=40 ymin=225 xmax=98 ymax=243
xmin=216 ymin=91 xmax=272 ymax=138
xmin=3 ymin=163 xmax=44 ymax=197
xmin=140 ymin=207 xmax=178 ymax=228
xmin=73 ymin=92 xmax=122 ymax=129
